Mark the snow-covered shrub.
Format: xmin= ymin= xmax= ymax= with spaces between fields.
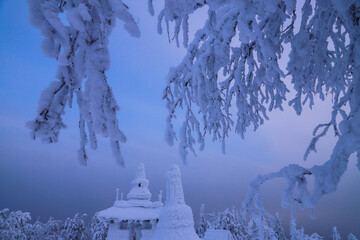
xmin=290 ymin=220 xmax=323 ymax=240
xmin=333 ymin=227 xmax=341 ymax=240
xmin=0 ymin=208 xmax=32 ymax=240
xmin=196 ymin=207 xmax=249 ymax=240
xmin=196 ymin=204 xmax=209 ymax=238
xmin=90 ymin=215 xmax=109 ymax=240
xmin=269 ymin=214 xmax=287 ymax=240
xmin=348 ymin=233 xmax=359 ymax=240
xmin=60 ymin=213 xmax=88 ymax=240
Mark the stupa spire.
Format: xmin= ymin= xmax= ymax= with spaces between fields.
xmin=150 ymin=164 xmax=200 ymax=240
xmin=165 ymin=165 xmax=185 ymax=205
xmin=127 ymin=163 xmax=151 ymax=201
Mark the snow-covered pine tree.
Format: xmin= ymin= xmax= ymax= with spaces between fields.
xmin=60 ymin=213 xmax=88 ymax=240
xmin=90 ymin=215 xmax=109 ymax=240
xmin=247 ymin=215 xmax=278 ymax=240
xmin=44 ymin=217 xmax=63 ymax=239
xmin=27 ymin=220 xmax=46 ymax=240
xmin=290 ymin=220 xmax=322 ymax=240
xmin=196 ymin=204 xmax=209 ymax=238
xmin=333 ymin=227 xmax=342 ymax=240
xmin=0 ymin=208 xmax=32 ymax=240
xmin=348 ymin=233 xmax=359 ymax=240
xmin=269 ymin=213 xmax=287 ymax=240
xmin=203 ymin=207 xmax=248 ymax=240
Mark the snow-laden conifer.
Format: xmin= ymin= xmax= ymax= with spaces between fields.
xmin=0 ymin=208 xmax=32 ymax=240
xmin=348 ymin=233 xmax=359 ymax=240
xmin=90 ymin=215 xmax=109 ymax=240
xmin=60 ymin=213 xmax=88 ymax=240
xmin=196 ymin=204 xmax=209 ymax=238
xmin=289 ymin=220 xmax=323 ymax=240
xmin=333 ymin=227 xmax=342 ymax=240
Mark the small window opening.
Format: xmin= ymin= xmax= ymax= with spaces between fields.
xmin=138 ymin=183 xmax=141 ymax=187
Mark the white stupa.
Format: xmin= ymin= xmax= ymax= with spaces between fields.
xmin=126 ymin=162 xmax=152 ymax=202
xmin=150 ymin=164 xmax=200 ymax=240
xmin=97 ymin=163 xmax=163 ymax=240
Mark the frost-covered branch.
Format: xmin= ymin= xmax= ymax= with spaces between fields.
xmin=161 ymin=0 xmax=359 ymax=164
xmin=159 ymin=0 xmax=360 ymax=219
xmin=27 ymin=0 xmax=140 ymax=165
xmin=160 ymin=0 xmax=296 ymax=160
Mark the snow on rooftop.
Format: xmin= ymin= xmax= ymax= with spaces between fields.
xmin=96 ymin=205 xmax=161 ymax=221
xmin=97 ymin=163 xmax=163 ymax=222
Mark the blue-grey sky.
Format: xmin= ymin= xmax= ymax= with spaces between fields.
xmin=0 ymin=0 xmax=359 ymax=238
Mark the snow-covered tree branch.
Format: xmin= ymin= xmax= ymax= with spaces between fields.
xmin=157 ymin=0 xmax=360 ymax=221
xmin=27 ymin=0 xmax=140 ymax=165
xmin=28 ymin=0 xmax=360 ymax=225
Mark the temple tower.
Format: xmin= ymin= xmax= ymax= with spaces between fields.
xmin=127 ymin=163 xmax=151 ymax=201
xmin=150 ymin=165 xmax=200 ymax=240
xmin=97 ymin=163 xmax=162 ymax=240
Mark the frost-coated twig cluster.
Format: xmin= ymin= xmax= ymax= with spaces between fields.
xmin=27 ymin=0 xmax=140 ymax=165
xmin=156 ymin=0 xmax=360 ymax=220
xmin=160 ymin=0 xmax=359 ymax=162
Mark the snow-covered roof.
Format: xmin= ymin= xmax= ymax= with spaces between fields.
xmin=97 ymin=163 xmax=164 ymax=222
xmin=204 ymin=230 xmax=234 ymax=240
xmin=96 ymin=205 xmax=161 ymax=221
xmin=113 ymin=199 xmax=162 ymax=208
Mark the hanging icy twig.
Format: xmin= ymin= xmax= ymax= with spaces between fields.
xmin=27 ymin=0 xmax=140 ymax=164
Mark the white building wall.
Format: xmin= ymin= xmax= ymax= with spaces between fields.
xmin=140 ymin=229 xmax=155 ymax=240
xmin=106 ymin=223 xmax=156 ymax=240
xmin=107 ymin=224 xmax=129 ymax=240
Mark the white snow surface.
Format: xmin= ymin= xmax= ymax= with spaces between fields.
xmin=113 ymin=199 xmax=162 ymax=208
xmin=204 ymin=229 xmax=234 ymax=240
xmin=96 ymin=205 xmax=161 ymax=221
